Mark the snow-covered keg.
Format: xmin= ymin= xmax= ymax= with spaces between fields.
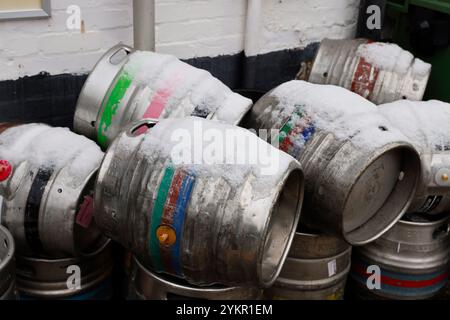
xmin=94 ymin=117 xmax=304 ymax=287
xmin=379 ymin=100 xmax=450 ymax=215
xmin=74 ymin=44 xmax=253 ymax=148
xmin=302 ymin=38 xmax=431 ymax=104
xmin=244 ymin=80 xmax=421 ymax=245
xmin=0 ymin=123 xmax=106 ymax=257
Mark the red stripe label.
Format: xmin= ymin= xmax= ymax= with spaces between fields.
xmin=351 ymin=57 xmax=379 ymax=99
xmin=160 ymin=170 xmax=185 ymax=273
xmin=352 ymin=263 xmax=448 ymax=289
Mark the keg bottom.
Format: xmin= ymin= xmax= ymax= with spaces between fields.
xmin=342 ymin=146 xmax=421 ymax=245
xmin=259 ymin=168 xmax=304 ymax=287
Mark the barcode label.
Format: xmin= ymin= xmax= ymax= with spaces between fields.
xmin=328 ymin=259 xmax=337 ymax=277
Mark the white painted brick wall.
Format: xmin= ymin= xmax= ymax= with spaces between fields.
xmin=0 ymin=0 xmax=134 ymax=81
xmin=0 ymin=0 xmax=360 ymax=81
xmin=257 ymin=0 xmax=361 ymax=55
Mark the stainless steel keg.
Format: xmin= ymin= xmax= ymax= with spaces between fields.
xmin=0 ymin=225 xmax=17 ymax=300
xmin=265 ymin=230 xmax=351 ymax=300
xmin=129 ymin=256 xmax=262 ymax=300
xmin=244 ymin=80 xmax=421 ymax=246
xmin=94 ymin=117 xmax=304 ymax=287
xmin=74 ymin=44 xmax=253 ymax=148
xmin=379 ymin=100 xmax=450 ymax=215
xmin=16 ymin=241 xmax=113 ymax=300
xmin=303 ymin=38 xmax=431 ymax=104
xmin=0 ymin=123 xmax=106 ymax=257
xmin=349 ymin=213 xmax=450 ymax=300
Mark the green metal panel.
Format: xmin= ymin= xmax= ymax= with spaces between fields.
xmin=387 ymin=0 xmax=450 ymax=14
xmin=386 ymin=0 xmax=450 ymax=102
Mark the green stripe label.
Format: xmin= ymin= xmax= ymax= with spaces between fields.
xmin=149 ymin=164 xmax=175 ymax=271
xmin=97 ymin=57 xmax=143 ymax=148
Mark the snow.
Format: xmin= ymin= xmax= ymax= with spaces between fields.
xmin=356 ymin=42 xmax=431 ymax=77
xmin=253 ymin=80 xmax=408 ymax=151
xmin=123 ymin=51 xmax=252 ymax=125
xmin=0 ymin=124 xmax=104 ymax=179
xmin=379 ymin=100 xmax=450 ymax=153
xmin=135 ymin=117 xmax=295 ymax=201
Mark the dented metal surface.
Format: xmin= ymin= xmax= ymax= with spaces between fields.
xmin=94 ymin=117 xmax=304 ymax=287
xmin=129 ymin=256 xmax=262 ymax=300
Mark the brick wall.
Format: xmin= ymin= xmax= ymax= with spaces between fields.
xmin=0 ymin=0 xmax=360 ymax=80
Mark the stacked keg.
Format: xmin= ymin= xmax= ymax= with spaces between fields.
xmin=299 ymin=38 xmax=432 ymax=104
xmin=243 ymin=80 xmax=422 ymax=299
xmin=349 ymin=213 xmax=449 ymax=300
xmin=74 ymin=44 xmax=253 ymax=149
xmin=71 ymin=45 xmax=305 ymax=299
xmin=2 ymin=43 xmax=448 ymax=301
xmin=294 ymin=38 xmax=450 ymax=299
xmin=264 ymin=228 xmax=351 ymax=300
xmin=346 ymin=99 xmax=450 ymax=300
xmin=93 ymin=117 xmax=304 ymax=295
xmin=0 ymin=123 xmax=114 ymax=300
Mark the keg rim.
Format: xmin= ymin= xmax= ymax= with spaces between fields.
xmin=289 ymin=230 xmax=350 ymax=259
xmin=17 ymin=238 xmax=111 ymax=264
xmin=400 ymin=212 xmax=450 ymax=227
xmin=15 ymin=240 xmax=113 ymax=298
xmin=258 ymin=165 xmax=304 ymax=287
xmin=342 ymin=143 xmax=421 ymax=246
xmin=74 ymin=43 xmax=134 ymax=141
xmin=132 ymin=256 xmax=261 ymax=299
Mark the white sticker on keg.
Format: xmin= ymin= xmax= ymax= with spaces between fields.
xmin=328 ymin=259 xmax=337 ymax=277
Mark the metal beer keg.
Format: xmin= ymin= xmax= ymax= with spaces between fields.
xmin=303 ymin=38 xmax=431 ymax=104
xmin=349 ymin=213 xmax=450 ymax=300
xmin=0 ymin=123 xmax=106 ymax=257
xmin=265 ymin=229 xmax=351 ymax=300
xmin=94 ymin=117 xmax=304 ymax=287
xmin=16 ymin=241 xmax=113 ymax=300
xmin=129 ymin=256 xmax=262 ymax=300
xmin=74 ymin=44 xmax=253 ymax=148
xmin=244 ymin=80 xmax=421 ymax=245
xmin=379 ymin=100 xmax=450 ymax=215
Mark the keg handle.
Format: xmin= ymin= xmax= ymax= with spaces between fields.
xmin=128 ymin=118 xmax=159 ymax=137
xmin=432 ymin=223 xmax=450 ymax=240
xmin=108 ymin=44 xmax=134 ymax=66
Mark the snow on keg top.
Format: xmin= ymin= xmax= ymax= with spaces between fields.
xmin=256 ymin=80 xmax=410 ymax=151
xmin=138 ymin=117 xmax=295 ymax=199
xmin=379 ymin=100 xmax=450 ymax=152
xmin=356 ymin=42 xmax=431 ymax=77
xmin=0 ymin=124 xmax=104 ymax=177
xmin=123 ymin=51 xmax=252 ymax=124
